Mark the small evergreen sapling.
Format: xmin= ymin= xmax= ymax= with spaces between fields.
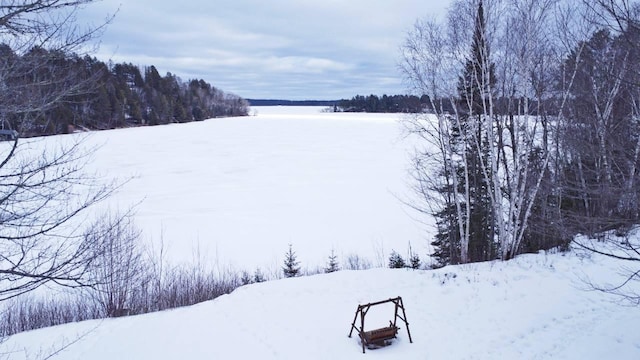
xmin=409 ymin=253 xmax=421 ymax=270
xmin=388 ymin=250 xmax=406 ymax=269
xmin=325 ymin=249 xmax=340 ymax=273
xmin=254 ymin=268 xmax=265 ymax=283
xmin=282 ymin=244 xmax=301 ymax=278
xmin=408 ymin=244 xmax=421 ymax=270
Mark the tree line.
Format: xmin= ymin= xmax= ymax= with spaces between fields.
xmin=401 ymin=0 xmax=640 ymax=284
xmin=0 ymin=45 xmax=249 ymax=137
xmin=247 ymin=99 xmax=336 ymax=106
xmin=337 ymin=94 xmax=431 ymax=113
xmin=248 ymin=95 xmax=433 ymax=113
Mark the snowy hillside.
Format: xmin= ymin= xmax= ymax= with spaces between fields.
xmin=2 ymin=245 xmax=639 ymax=359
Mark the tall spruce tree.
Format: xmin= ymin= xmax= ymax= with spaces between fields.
xmin=460 ymin=0 xmax=496 ymax=262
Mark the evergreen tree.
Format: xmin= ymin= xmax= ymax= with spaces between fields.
xmin=408 ymin=244 xmax=421 ymax=270
xmin=254 ymin=268 xmax=265 ymax=283
xmin=324 ymin=249 xmax=339 ymax=273
xmin=409 ymin=254 xmax=421 ymax=270
xmin=459 ymin=0 xmax=496 ymax=262
xmin=282 ymin=244 xmax=301 ymax=278
xmin=92 ymin=86 xmax=112 ymax=128
xmin=388 ymin=251 xmax=406 ymax=269
xmin=430 ymin=172 xmax=462 ymax=266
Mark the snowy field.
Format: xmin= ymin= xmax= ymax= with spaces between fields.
xmin=49 ymin=106 xmax=425 ymax=273
xmin=2 ymin=243 xmax=639 ymax=359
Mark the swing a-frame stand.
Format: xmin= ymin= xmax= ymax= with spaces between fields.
xmin=348 ymin=296 xmax=413 ymax=353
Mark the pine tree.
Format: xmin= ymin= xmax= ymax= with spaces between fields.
xmin=430 ymin=158 xmax=465 ymax=266
xmin=253 ymin=268 xmax=265 ymax=283
xmin=408 ymin=244 xmax=421 ymax=270
xmin=409 ymin=254 xmax=421 ymax=270
xmin=282 ymin=244 xmax=301 ymax=278
xmin=388 ymin=251 xmax=406 ymax=269
xmin=324 ymin=249 xmax=339 ymax=273
xmin=457 ymin=0 xmax=496 ymax=263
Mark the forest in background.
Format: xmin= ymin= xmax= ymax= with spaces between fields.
xmin=337 ymin=94 xmax=431 ymax=113
xmin=0 ymin=45 xmax=249 ymax=137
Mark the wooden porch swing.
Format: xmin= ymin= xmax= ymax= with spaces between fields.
xmin=348 ymin=296 xmax=413 ymax=353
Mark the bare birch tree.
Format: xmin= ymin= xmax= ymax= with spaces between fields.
xmin=401 ymin=13 xmax=471 ymax=264
xmin=0 ymin=136 xmax=117 ymax=301
xmin=0 ymin=0 xmax=116 ymax=301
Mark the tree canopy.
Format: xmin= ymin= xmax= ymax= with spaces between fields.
xmin=0 ymin=45 xmax=249 ymax=137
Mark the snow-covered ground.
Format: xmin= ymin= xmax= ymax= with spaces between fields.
xmin=59 ymin=106 xmax=425 ymax=273
xmin=2 ymin=244 xmax=639 ymax=359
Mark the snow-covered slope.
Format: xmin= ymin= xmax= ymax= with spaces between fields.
xmin=2 ymin=246 xmax=639 ymax=359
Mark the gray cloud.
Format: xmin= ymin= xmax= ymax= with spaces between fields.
xmin=84 ymin=1 xmax=450 ymax=100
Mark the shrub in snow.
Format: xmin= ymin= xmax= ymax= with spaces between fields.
xmin=344 ymin=254 xmax=372 ymax=270
xmin=241 ymin=271 xmax=253 ymax=285
xmin=85 ymin=212 xmax=145 ymax=318
xmin=282 ymin=244 xmax=301 ymax=278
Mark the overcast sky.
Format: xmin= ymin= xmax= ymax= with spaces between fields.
xmin=84 ymin=1 xmax=451 ymax=100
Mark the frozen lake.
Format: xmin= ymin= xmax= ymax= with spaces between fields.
xmin=61 ymin=106 xmax=428 ymax=273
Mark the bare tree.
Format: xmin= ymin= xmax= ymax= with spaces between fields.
xmin=0 ymin=0 xmax=116 ymax=301
xmin=85 ymin=212 xmax=144 ymax=317
xmin=0 ymin=137 xmax=115 ymax=301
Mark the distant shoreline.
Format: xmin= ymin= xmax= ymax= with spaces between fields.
xmin=247 ymin=99 xmax=338 ymax=106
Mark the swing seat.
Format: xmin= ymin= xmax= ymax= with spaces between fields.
xmin=361 ymin=323 xmax=398 ymax=346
